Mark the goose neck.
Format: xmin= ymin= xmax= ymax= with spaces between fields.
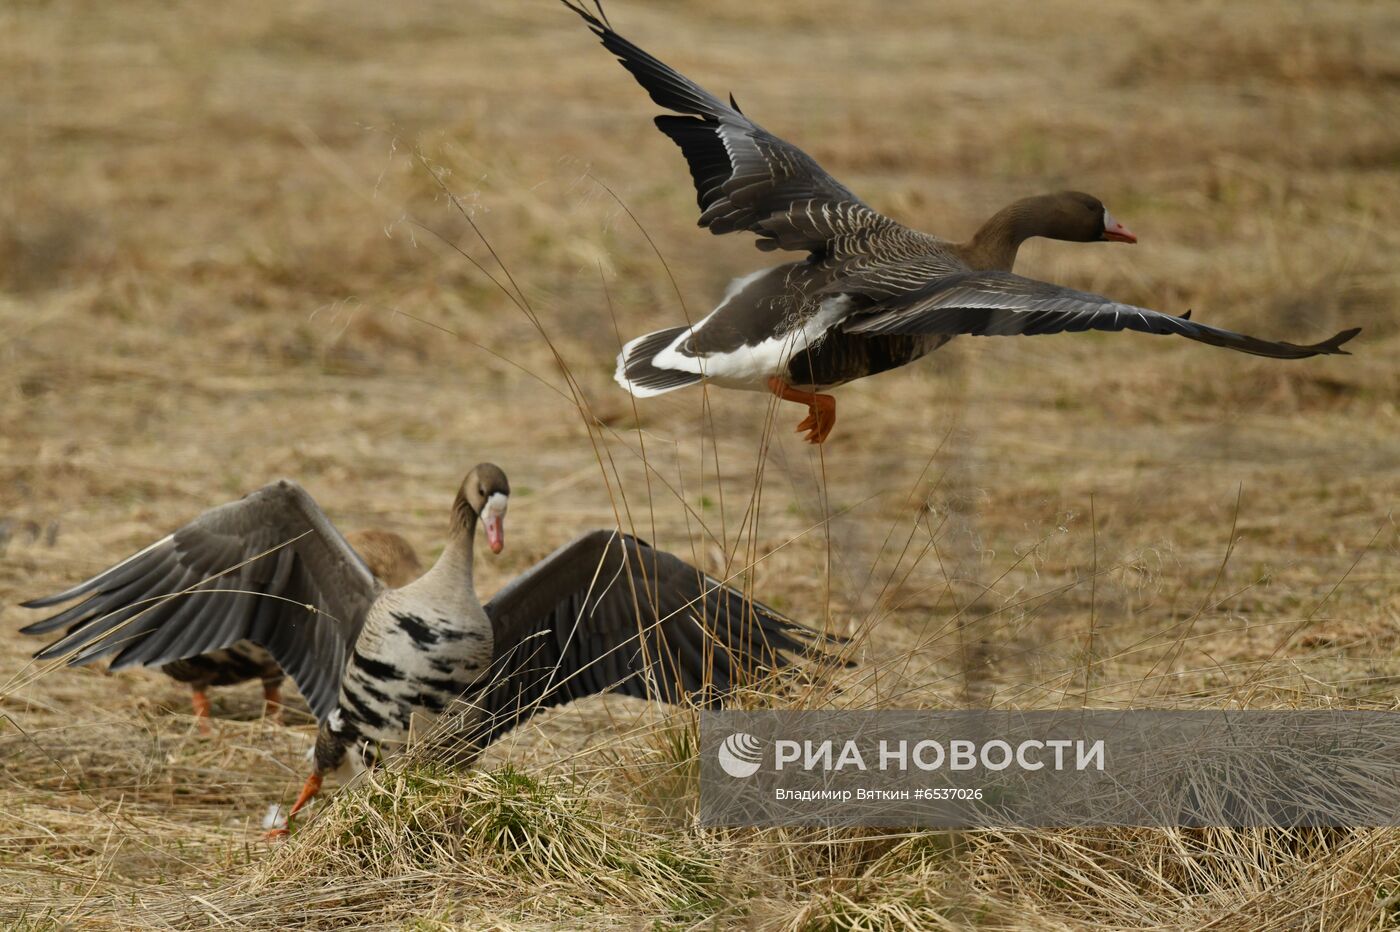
xmin=962 ymin=202 xmax=1034 ymax=272
xmin=431 ymin=520 xmax=477 ymax=586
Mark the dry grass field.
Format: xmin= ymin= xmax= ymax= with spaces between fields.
xmin=2 ymin=0 xmax=1398 ymax=928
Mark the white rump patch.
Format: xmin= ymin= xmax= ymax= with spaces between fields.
xmin=617 ymin=266 xmax=788 ymax=393
xmin=654 ymin=294 xmax=854 ymax=390
xmin=650 ymin=329 xmax=707 ymax=376
xmin=614 ymin=330 xmax=687 ymax=397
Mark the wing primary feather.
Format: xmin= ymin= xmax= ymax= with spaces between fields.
xmin=108 ymin=589 xmax=224 ymax=669
xmin=843 ymin=271 xmax=1362 ymax=360
xmin=558 ymin=0 xmax=893 ymax=258
xmin=19 ymin=534 xmax=175 ymax=611
xmin=20 ymin=560 xmax=170 ymax=637
xmin=34 ymin=556 xmax=193 ymax=661
xmin=479 ymin=530 xmax=842 ymax=746
xmin=110 ymin=548 xmax=287 ymax=667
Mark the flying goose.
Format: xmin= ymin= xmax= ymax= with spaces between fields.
xmin=27 ymin=528 xmax=421 ymax=728
xmin=20 ymin=464 xmax=828 ymax=832
xmin=563 ymin=2 xmax=1360 ymax=443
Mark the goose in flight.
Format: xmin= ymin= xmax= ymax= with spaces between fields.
xmin=562 ymin=2 xmax=1359 ymax=443
xmin=21 ymin=464 xmax=830 ymax=832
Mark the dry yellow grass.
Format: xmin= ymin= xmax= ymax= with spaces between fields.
xmin=2 ymin=0 xmax=1398 ymax=928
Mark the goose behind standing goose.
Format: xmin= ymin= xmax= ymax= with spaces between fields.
xmin=20 ymin=464 xmax=831 ymax=832
xmin=563 ymin=2 xmax=1360 ymax=443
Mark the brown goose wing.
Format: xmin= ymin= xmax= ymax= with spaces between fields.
xmin=20 ymin=480 xmax=380 ymax=720
xmin=843 ymin=270 xmax=1361 ymax=360
xmin=473 ymin=529 xmax=833 ymax=746
xmin=561 ymin=2 xmax=917 ymax=261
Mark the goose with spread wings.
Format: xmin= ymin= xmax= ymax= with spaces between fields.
xmin=21 ymin=464 xmax=830 ymax=833
xmin=563 ymin=2 xmax=1359 ymax=443
xmin=42 ymin=527 xmax=420 ymax=729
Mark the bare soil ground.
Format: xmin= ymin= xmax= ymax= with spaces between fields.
xmin=2 ymin=1 xmax=1397 ymax=928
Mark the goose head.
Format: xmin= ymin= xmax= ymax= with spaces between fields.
xmin=455 ymin=463 xmax=511 ymax=554
xmin=963 ymin=191 xmax=1137 ymax=271
xmin=1024 ymin=191 xmax=1137 ymax=245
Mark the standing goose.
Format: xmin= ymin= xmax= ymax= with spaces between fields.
xmin=20 ymin=464 xmax=829 ymax=831
xmin=28 ymin=528 xmax=422 ymax=728
xmin=563 ymin=2 xmax=1360 ymax=443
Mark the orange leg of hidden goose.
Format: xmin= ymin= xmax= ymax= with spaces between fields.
xmin=768 ymin=377 xmax=837 ymax=444
xmin=262 ymin=681 xmax=285 ymax=725
xmin=190 ymin=689 xmax=213 ymax=734
xmin=264 ymin=772 xmax=323 ymax=840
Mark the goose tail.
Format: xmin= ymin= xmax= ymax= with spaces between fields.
xmin=614 ymin=326 xmax=704 ymax=398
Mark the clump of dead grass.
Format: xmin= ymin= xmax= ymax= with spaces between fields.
xmin=188 ymin=763 xmax=727 ymax=929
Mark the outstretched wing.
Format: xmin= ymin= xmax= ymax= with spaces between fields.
xmin=20 ymin=480 xmax=381 ymax=720
xmin=471 ymin=529 xmax=835 ymax=746
xmin=562 ymin=1 xmax=919 ymax=261
xmin=843 ymin=270 xmax=1361 ymax=359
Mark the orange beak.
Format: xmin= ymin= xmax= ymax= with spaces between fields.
xmin=484 ymin=514 xmax=504 ymax=554
xmin=1103 ymin=219 xmax=1137 ymax=244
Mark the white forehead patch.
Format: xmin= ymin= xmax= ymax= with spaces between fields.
xmin=1103 ymin=208 xmax=1116 ymax=228
xmin=327 ymin=709 xmax=344 ymax=733
xmin=483 ymin=492 xmax=509 ymax=519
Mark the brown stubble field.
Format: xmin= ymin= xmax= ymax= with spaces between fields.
xmin=2 ymin=0 xmax=1398 ymax=928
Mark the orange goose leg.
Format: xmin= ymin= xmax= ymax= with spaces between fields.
xmin=190 ymin=689 xmax=213 ymax=734
xmin=264 ymin=772 xmax=323 ymax=840
xmin=767 ymin=377 xmax=837 ymax=444
xmin=262 ymin=682 xmax=284 ymax=725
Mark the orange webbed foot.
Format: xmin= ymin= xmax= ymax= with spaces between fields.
xmin=769 ymin=378 xmax=838 ymax=444
xmin=796 ymin=399 xmax=837 ymax=444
